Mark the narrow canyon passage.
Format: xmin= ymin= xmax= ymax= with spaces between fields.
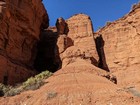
xmin=95 ymin=34 xmax=109 ymax=72
xmin=34 ymin=29 xmax=61 ymax=73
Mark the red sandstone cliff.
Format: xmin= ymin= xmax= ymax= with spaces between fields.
xmin=57 ymin=14 xmax=99 ymax=68
xmin=0 ymin=1 xmax=140 ymax=105
xmin=96 ymin=3 xmax=140 ymax=88
xmin=0 ymin=0 xmax=48 ymax=84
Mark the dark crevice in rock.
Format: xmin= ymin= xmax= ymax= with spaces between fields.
xmin=34 ymin=17 xmax=69 ymax=73
xmin=95 ymin=34 xmax=109 ymax=72
xmin=34 ymin=29 xmax=62 ymax=73
xmin=3 ymin=75 xmax=8 ymax=85
xmin=102 ymin=74 xmax=117 ymax=84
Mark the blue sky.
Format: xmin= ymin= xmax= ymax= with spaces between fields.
xmin=43 ymin=0 xmax=139 ymax=31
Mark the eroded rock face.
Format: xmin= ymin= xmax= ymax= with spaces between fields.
xmin=39 ymin=14 xmax=99 ymax=72
xmin=0 ymin=60 xmax=139 ymax=105
xmin=96 ymin=4 xmax=140 ymax=72
xmin=96 ymin=3 xmax=140 ymax=87
xmin=0 ymin=0 xmax=48 ymax=84
xmin=58 ymin=14 xmax=99 ymax=68
xmin=56 ymin=17 xmax=69 ymax=53
xmin=1 ymin=2 xmax=140 ymax=105
xmin=56 ymin=17 xmax=68 ymax=35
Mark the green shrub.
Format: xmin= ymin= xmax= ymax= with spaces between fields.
xmin=0 ymin=84 xmax=6 ymax=96
xmin=0 ymin=84 xmax=23 ymax=97
xmin=22 ymin=70 xmax=52 ymax=90
xmin=4 ymin=88 xmax=21 ymax=97
xmin=106 ymin=21 xmax=112 ymax=26
xmin=0 ymin=70 xmax=52 ymax=97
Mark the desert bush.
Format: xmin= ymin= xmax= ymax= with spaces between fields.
xmin=0 ymin=84 xmax=10 ymax=94
xmin=0 ymin=84 xmax=6 ymax=96
xmin=22 ymin=70 xmax=52 ymax=90
xmin=0 ymin=70 xmax=52 ymax=97
xmin=47 ymin=91 xmax=57 ymax=100
xmin=0 ymin=83 xmax=17 ymax=97
xmin=106 ymin=21 xmax=112 ymax=26
xmin=4 ymin=88 xmax=21 ymax=97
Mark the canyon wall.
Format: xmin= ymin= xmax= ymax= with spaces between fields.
xmin=96 ymin=4 xmax=140 ymax=73
xmin=0 ymin=0 xmax=48 ymax=84
xmin=96 ymin=3 xmax=140 ymax=86
xmin=1 ymin=2 xmax=140 ymax=105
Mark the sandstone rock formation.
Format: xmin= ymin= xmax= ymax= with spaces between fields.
xmin=0 ymin=0 xmax=48 ymax=84
xmin=96 ymin=5 xmax=140 ymax=73
xmin=1 ymin=1 xmax=140 ymax=105
xmin=37 ymin=14 xmax=99 ymax=71
xmin=57 ymin=14 xmax=99 ymax=68
xmin=0 ymin=59 xmax=140 ymax=105
xmin=56 ymin=17 xmax=68 ymax=54
xmin=96 ymin=2 xmax=140 ymax=87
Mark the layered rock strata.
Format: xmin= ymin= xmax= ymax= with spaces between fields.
xmin=57 ymin=14 xmax=99 ymax=68
xmin=96 ymin=3 xmax=140 ymax=87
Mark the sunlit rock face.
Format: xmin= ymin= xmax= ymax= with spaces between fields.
xmin=96 ymin=3 xmax=140 ymax=88
xmin=97 ymin=4 xmax=140 ymax=72
xmin=56 ymin=14 xmax=99 ymax=68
